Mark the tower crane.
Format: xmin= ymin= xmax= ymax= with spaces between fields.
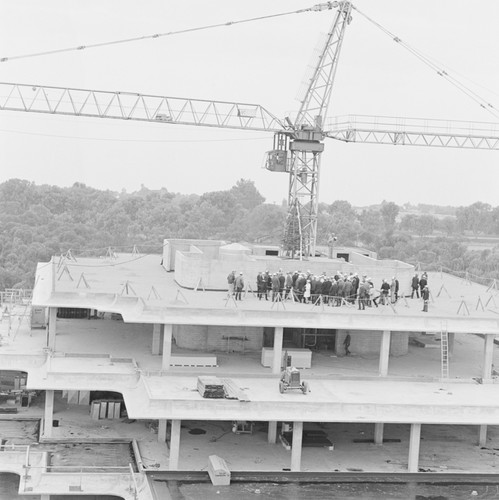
xmin=1 ymin=1 xmax=499 ymax=258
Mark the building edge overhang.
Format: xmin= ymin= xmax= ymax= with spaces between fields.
xmin=14 ymin=365 xmax=499 ymax=426
xmin=32 ymin=290 xmax=499 ymax=334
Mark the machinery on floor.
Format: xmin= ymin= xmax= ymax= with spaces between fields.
xmin=279 ymin=367 xmax=309 ymax=394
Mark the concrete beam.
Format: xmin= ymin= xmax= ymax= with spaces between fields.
xmin=379 ymin=330 xmax=391 ymax=377
xmin=272 ymin=327 xmax=284 ymax=374
xmin=478 ymin=424 xmax=487 ymax=447
xmin=152 ymin=324 xmax=161 ymax=355
xmin=169 ymin=419 xmax=181 ymax=470
xmin=43 ymin=390 xmax=55 ymax=438
xmin=291 ymin=421 xmax=303 ymax=471
xmin=483 ymin=334 xmax=494 ymax=381
xmin=47 ymin=307 xmax=57 ymax=350
xmin=374 ymin=422 xmax=384 ymax=445
xmin=162 ymin=324 xmax=173 ymax=371
xmin=268 ymin=421 xmax=277 ymax=444
xmin=408 ymin=423 xmax=421 ymax=472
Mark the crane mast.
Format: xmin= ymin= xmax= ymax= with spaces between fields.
xmin=266 ymin=1 xmax=352 ymax=258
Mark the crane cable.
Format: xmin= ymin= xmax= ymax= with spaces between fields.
xmin=0 ymin=127 xmax=269 ymax=143
xmin=0 ymin=3 xmax=333 ymax=64
xmin=352 ymin=5 xmax=499 ymax=120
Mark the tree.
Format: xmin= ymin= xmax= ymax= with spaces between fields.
xmin=456 ymin=202 xmax=492 ymax=236
xmin=400 ymin=214 xmax=417 ymax=233
xmin=321 ymin=200 xmax=360 ymax=245
xmin=414 ymin=215 xmax=436 ymax=237
xmin=230 ymin=179 xmax=265 ymax=210
xmin=380 ymin=201 xmax=399 ymax=235
xmin=245 ymin=204 xmax=286 ymax=243
xmin=358 ymin=209 xmax=384 ymax=247
xmin=438 ymin=216 xmax=457 ymax=237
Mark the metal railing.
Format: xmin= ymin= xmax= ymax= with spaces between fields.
xmin=21 ymin=458 xmax=139 ymax=499
xmin=327 ymin=115 xmax=499 ymax=137
xmin=0 ymin=289 xmax=32 ymax=305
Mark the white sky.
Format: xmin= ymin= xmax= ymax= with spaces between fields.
xmin=1 ymin=0 xmax=499 ymax=207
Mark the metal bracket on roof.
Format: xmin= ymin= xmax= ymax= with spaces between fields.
xmin=271 ymin=293 xmax=286 ymax=311
xmin=64 ymin=249 xmax=77 ymax=262
xmin=224 ymin=292 xmax=238 ymax=308
xmin=284 ymin=289 xmax=299 ymax=303
xmin=57 ymin=265 xmax=73 ymax=281
xmin=147 ymin=286 xmax=161 ymax=300
xmin=436 ymin=284 xmax=451 ymax=298
xmin=485 ymin=294 xmax=497 ymax=309
xmin=462 ymin=271 xmax=473 ymax=286
xmin=194 ymin=277 xmax=205 ymax=292
xmin=486 ymin=279 xmax=499 ymax=294
xmin=476 ymin=296 xmax=485 ymax=311
xmin=76 ymin=272 xmax=90 ymax=289
xmin=172 ymin=288 xmax=189 ymax=305
xmin=57 ymin=254 xmax=67 ymax=271
xmin=394 ymin=295 xmax=410 ymax=308
xmin=105 ymin=247 xmax=117 ymax=259
xmin=311 ymin=294 xmax=326 ymax=311
xmin=244 ymin=282 xmax=257 ymax=298
xmin=120 ymin=281 xmax=137 ymax=296
xmin=456 ymin=298 xmax=470 ymax=316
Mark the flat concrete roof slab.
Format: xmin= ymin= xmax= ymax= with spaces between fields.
xmin=32 ymin=254 xmax=499 ymax=334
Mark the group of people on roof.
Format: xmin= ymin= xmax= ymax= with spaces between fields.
xmin=411 ymin=272 xmax=430 ymax=312
xmin=227 ymin=269 xmax=405 ymax=309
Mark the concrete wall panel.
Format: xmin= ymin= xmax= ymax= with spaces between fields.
xmin=174 ymin=325 xmax=263 ymax=352
xmin=336 ymin=329 xmax=409 ymax=356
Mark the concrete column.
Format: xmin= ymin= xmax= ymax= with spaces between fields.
xmin=152 ymin=324 xmax=161 ymax=355
xmin=478 ymin=424 xmax=487 ymax=447
xmin=483 ymin=334 xmax=495 ymax=381
xmin=158 ymin=419 xmax=168 ymax=443
xmin=169 ymin=419 xmax=181 ymax=470
xmin=47 ymin=307 xmax=57 ymax=350
xmin=268 ymin=421 xmax=278 ymax=444
xmin=272 ymin=327 xmax=284 ymax=374
xmin=43 ymin=390 xmax=55 ymax=438
xmin=374 ymin=422 xmax=384 ymax=445
xmin=448 ymin=332 xmax=455 ymax=357
xmin=41 ymin=495 xmax=51 ymax=500
xmin=408 ymin=423 xmax=421 ymax=472
xmin=379 ymin=330 xmax=391 ymax=377
xmin=290 ymin=421 xmax=303 ymax=471
xmin=162 ymin=324 xmax=173 ymax=371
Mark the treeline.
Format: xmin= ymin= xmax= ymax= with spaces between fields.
xmin=0 ymin=179 xmax=498 ymax=289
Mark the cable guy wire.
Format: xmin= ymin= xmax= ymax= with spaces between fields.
xmin=0 ymin=3 xmax=333 ymax=64
xmin=352 ymin=5 xmax=499 ymax=120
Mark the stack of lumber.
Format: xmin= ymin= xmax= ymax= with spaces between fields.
xmin=221 ymin=378 xmax=250 ymax=402
xmin=197 ymin=377 xmax=225 ymax=399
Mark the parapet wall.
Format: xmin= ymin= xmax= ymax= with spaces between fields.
xmin=175 ymin=252 xmax=414 ymax=294
xmin=166 ymin=238 xmax=415 ymax=292
xmin=162 ymin=239 xmax=226 ymax=271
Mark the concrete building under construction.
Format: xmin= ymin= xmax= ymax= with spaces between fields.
xmin=1 ymin=238 xmax=498 ymax=499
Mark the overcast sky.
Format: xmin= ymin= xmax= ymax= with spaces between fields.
xmin=1 ymin=0 xmax=499 ymax=207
